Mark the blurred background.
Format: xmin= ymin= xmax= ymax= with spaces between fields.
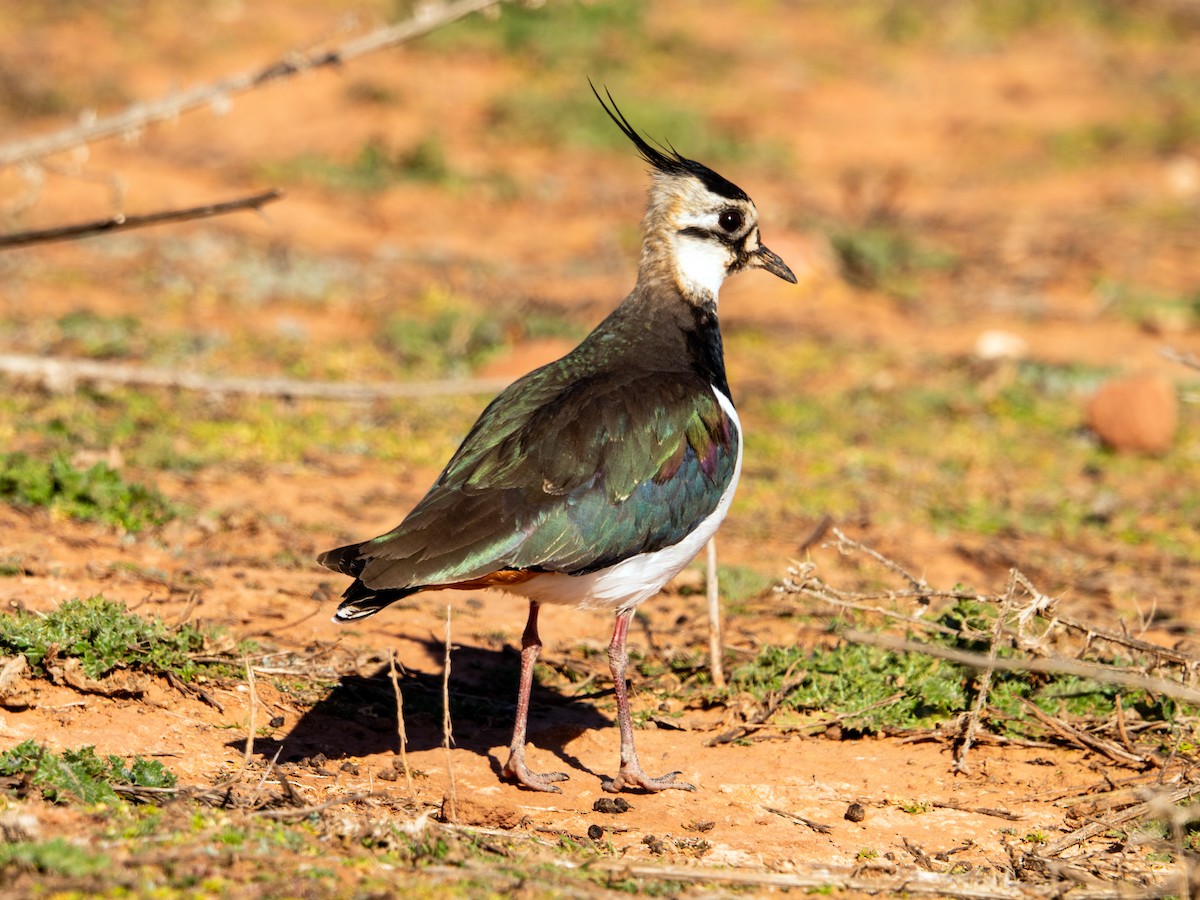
xmin=2 ymin=2 xmax=1200 ymax=889
xmin=0 ymin=0 xmax=1198 ymax=618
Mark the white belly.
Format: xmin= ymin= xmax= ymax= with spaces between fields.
xmin=511 ymin=387 xmax=742 ymax=613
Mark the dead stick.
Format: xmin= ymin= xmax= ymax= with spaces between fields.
xmin=762 ymin=805 xmax=833 ymax=834
xmin=441 ymin=603 xmax=458 ymax=823
xmin=1018 ymin=698 xmax=1150 ymax=767
xmin=705 ymin=538 xmax=725 ymax=689
xmin=0 ymin=0 xmax=504 ymax=167
xmin=931 ymin=800 xmax=1020 ymax=821
xmin=0 ymin=352 xmax=511 ymax=399
xmin=389 ymin=649 xmax=415 ymax=798
xmin=1162 ymin=346 xmax=1200 ymax=373
xmin=255 ymin=792 xmax=374 ymax=820
xmin=0 ymin=189 xmax=281 ymax=250
xmin=845 ymin=630 xmax=1200 ymax=705
xmin=1039 ymin=782 xmax=1200 ymax=857
xmin=955 ymin=569 xmax=1017 ymax=774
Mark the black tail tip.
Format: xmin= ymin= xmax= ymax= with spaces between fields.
xmin=317 ymin=542 xmax=365 ymax=577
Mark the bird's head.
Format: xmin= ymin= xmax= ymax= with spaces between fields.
xmin=592 ymin=83 xmax=797 ymax=304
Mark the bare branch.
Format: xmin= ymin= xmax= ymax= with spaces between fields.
xmin=0 ymin=189 xmax=281 ymax=250
xmin=0 ymin=353 xmax=511 ymax=400
xmin=845 ymin=630 xmax=1200 ymax=705
xmin=705 ymin=538 xmax=725 ymax=689
xmin=1161 ymin=346 xmax=1200 ymax=373
xmin=1038 ymin=782 xmax=1200 ymax=857
xmin=954 ymin=569 xmax=1018 ymax=774
xmin=0 ymin=0 xmax=505 ymax=168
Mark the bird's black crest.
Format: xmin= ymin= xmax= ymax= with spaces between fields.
xmin=590 ymin=81 xmax=749 ymax=204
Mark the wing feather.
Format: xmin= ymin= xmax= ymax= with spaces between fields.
xmin=343 ymin=365 xmax=738 ymax=591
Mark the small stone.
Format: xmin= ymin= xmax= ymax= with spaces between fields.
xmin=340 ymin=761 xmax=360 ymax=776
xmin=587 ymin=824 xmax=604 ymax=841
xmin=845 ymin=802 xmax=867 ymax=823
xmin=642 ymin=834 xmax=666 ymax=855
xmin=593 ymin=797 xmax=631 ymax=814
xmin=0 ymin=810 xmax=40 ymax=843
xmin=1087 ymin=374 xmax=1177 ymax=455
xmin=973 ymin=329 xmax=1028 ymax=361
xmin=377 ymin=768 xmax=398 ymax=781
xmin=269 ymin=715 xmax=285 ymax=729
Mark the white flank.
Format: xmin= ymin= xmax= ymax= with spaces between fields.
xmin=672 ymin=232 xmax=732 ymax=300
xmin=515 ymin=387 xmax=743 ymax=612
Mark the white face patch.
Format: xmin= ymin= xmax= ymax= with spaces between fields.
xmin=671 ymin=231 xmax=734 ymax=299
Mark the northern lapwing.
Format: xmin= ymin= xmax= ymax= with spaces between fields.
xmin=319 ymin=85 xmax=796 ymax=793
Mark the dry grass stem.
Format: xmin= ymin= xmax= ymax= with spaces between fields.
xmin=0 ymin=0 xmax=505 ymax=168
xmin=0 ymin=189 xmax=281 ymax=250
xmin=847 ymin=630 xmax=1200 ymax=705
xmin=0 ymin=352 xmax=511 ymax=400
xmin=705 ymin=537 xmax=726 ymax=689
xmin=1039 ymin=782 xmax=1200 ymax=857
xmin=442 ymin=603 xmax=458 ymax=823
xmin=954 ymin=569 xmax=1019 ymax=774
xmin=389 ymin=649 xmax=415 ymax=797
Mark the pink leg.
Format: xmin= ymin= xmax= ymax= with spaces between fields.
xmin=501 ymin=601 xmax=568 ymax=792
xmin=602 ymin=608 xmax=695 ymax=793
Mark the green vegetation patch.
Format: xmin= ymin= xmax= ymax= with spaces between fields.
xmin=261 ymin=135 xmax=456 ymax=193
xmin=0 ymin=740 xmax=176 ymax=806
xmin=0 ymin=837 xmax=109 ymax=878
xmin=731 ymin=599 xmax=1186 ymax=737
xmin=829 ymin=224 xmax=959 ymax=299
xmin=0 ymin=595 xmax=207 ymax=680
xmin=0 ymin=451 xmax=176 ymax=532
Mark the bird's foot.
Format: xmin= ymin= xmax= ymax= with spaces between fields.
xmin=502 ymin=756 xmax=569 ymax=793
xmin=601 ymin=766 xmax=695 ymax=794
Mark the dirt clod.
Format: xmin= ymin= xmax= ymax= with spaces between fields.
xmin=1086 ymin=373 xmax=1178 ymax=454
xmin=845 ymin=802 xmax=866 ymax=823
xmin=642 ymin=834 xmax=667 ymax=855
xmin=593 ymin=797 xmax=631 ymax=814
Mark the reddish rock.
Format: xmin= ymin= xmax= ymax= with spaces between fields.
xmin=1087 ymin=374 xmax=1178 ymax=455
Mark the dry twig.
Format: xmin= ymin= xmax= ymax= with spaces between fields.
xmin=954 ymin=569 xmax=1019 ymax=774
xmin=762 ymin=805 xmax=834 ymax=834
xmin=0 ymin=189 xmax=281 ymax=250
xmin=1038 ymin=782 xmax=1200 ymax=857
xmin=441 ymin=604 xmax=458 ymax=823
xmin=0 ymin=0 xmax=505 ymax=168
xmin=705 ymin=538 xmax=725 ymax=689
xmin=1161 ymin=346 xmax=1200 ymax=373
xmin=844 ymin=630 xmax=1200 ymax=705
xmin=389 ymin=649 xmax=415 ymax=797
xmin=0 ymin=352 xmax=511 ymax=399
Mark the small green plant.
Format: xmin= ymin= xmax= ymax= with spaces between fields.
xmin=900 ymin=800 xmax=932 ymax=815
xmin=855 ymin=847 xmax=879 ymax=860
xmin=0 ymin=740 xmax=176 ymax=806
xmin=0 ymin=451 xmax=176 ymax=532
xmin=55 ymin=309 xmax=142 ymax=359
xmin=263 ymin=135 xmax=455 ymax=192
xmin=0 ymin=595 xmax=207 ymax=680
xmin=375 ymin=288 xmax=510 ymax=377
xmin=0 ymin=838 xmax=109 ymax=877
xmin=829 ymin=224 xmax=957 ymax=299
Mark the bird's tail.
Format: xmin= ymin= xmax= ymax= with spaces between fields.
xmin=317 ymin=542 xmax=418 ymax=621
xmin=317 ymin=542 xmax=367 ymax=577
xmin=333 ymin=581 xmax=418 ymax=621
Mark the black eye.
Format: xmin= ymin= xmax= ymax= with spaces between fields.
xmin=718 ymin=209 xmax=743 ymax=232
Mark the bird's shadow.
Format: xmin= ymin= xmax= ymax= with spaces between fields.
xmin=232 ymin=638 xmax=611 ymax=782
